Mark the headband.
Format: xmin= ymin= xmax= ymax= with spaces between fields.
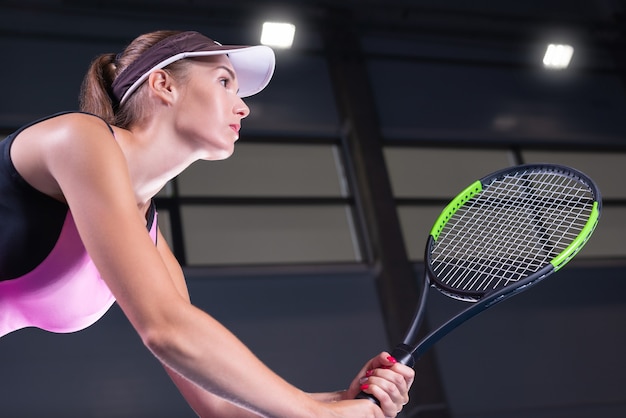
xmin=111 ymin=31 xmax=275 ymax=104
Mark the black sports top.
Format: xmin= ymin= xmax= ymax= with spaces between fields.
xmin=0 ymin=112 xmax=157 ymax=336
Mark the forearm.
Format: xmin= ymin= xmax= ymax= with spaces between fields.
xmin=144 ymin=304 xmax=319 ymax=418
xmin=309 ymin=390 xmax=348 ymax=403
xmin=149 ymin=232 xmax=320 ymax=417
xmin=168 ymin=362 xmax=351 ymax=417
xmin=164 ymin=365 xmax=263 ymax=418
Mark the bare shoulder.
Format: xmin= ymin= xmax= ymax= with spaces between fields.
xmin=29 ymin=113 xmax=116 ymax=148
xmin=13 ymin=113 xmax=120 ymax=157
xmin=12 ymin=113 xmax=128 ymax=200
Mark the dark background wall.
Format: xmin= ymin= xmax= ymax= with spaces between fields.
xmin=1 ymin=1 xmax=626 ymax=417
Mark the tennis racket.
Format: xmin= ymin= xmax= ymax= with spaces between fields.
xmin=357 ymin=163 xmax=601 ymax=404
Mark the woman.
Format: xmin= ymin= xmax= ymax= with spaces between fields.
xmin=0 ymin=30 xmax=414 ymax=417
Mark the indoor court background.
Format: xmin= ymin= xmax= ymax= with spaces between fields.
xmin=1 ymin=1 xmax=625 ymax=417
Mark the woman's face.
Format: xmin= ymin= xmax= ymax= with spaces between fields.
xmin=173 ymin=54 xmax=250 ymax=160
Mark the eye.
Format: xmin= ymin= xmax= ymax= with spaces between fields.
xmin=219 ymin=77 xmax=232 ymax=88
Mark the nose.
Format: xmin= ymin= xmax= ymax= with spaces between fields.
xmin=235 ymin=97 xmax=250 ymax=119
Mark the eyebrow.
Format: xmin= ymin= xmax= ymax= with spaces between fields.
xmin=215 ymin=65 xmax=237 ymax=81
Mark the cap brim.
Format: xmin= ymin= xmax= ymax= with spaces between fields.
xmin=185 ymin=45 xmax=275 ymax=98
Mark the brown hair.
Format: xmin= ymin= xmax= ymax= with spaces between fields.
xmin=79 ymin=30 xmax=190 ymax=128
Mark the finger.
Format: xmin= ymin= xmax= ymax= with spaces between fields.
xmin=364 ymin=367 xmax=409 ymax=396
xmin=360 ymin=382 xmax=404 ymax=417
xmin=391 ymin=362 xmax=415 ymax=386
xmin=363 ymin=367 xmax=411 ymax=405
xmin=368 ymin=352 xmax=396 ymax=370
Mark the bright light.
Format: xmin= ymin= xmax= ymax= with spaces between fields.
xmin=543 ymin=44 xmax=574 ymax=69
xmin=261 ymin=22 xmax=295 ymax=48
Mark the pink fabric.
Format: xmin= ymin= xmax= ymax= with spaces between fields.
xmin=0 ymin=211 xmax=157 ymax=337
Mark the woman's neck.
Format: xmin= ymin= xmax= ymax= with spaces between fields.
xmin=113 ymin=122 xmax=201 ymax=206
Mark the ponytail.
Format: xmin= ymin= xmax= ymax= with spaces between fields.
xmin=78 ymin=30 xmax=185 ymax=129
xmin=79 ymin=53 xmax=118 ymax=124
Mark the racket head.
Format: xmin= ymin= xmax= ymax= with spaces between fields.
xmin=425 ymin=163 xmax=601 ymax=302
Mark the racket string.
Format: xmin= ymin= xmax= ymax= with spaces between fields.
xmin=431 ymin=169 xmax=594 ymax=294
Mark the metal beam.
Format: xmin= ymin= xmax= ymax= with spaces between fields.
xmin=321 ymin=8 xmax=451 ymax=418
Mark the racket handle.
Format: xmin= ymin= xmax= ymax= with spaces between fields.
xmin=389 ymin=343 xmax=416 ymax=368
xmin=355 ymin=344 xmax=416 ymax=405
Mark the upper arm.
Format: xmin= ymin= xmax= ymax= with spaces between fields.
xmin=35 ymin=114 xmax=188 ymax=334
xmin=156 ymin=227 xmax=190 ymax=302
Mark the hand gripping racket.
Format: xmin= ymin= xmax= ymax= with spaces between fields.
xmin=358 ymin=163 xmax=601 ymax=404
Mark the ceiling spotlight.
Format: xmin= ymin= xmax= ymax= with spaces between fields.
xmin=543 ymin=44 xmax=574 ymax=69
xmin=261 ymin=22 xmax=295 ymax=48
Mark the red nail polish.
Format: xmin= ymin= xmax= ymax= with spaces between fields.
xmin=360 ymin=384 xmax=369 ymax=391
xmin=387 ymin=355 xmax=397 ymax=364
xmin=365 ymin=369 xmax=374 ymax=377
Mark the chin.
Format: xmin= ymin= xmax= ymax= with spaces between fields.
xmin=204 ymin=147 xmax=235 ymax=161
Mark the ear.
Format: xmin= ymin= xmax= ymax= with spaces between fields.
xmin=147 ymin=69 xmax=177 ymax=104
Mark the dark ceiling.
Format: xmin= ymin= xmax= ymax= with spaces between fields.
xmin=4 ymin=0 xmax=626 ymax=135
xmin=3 ymin=0 xmax=626 ymax=56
